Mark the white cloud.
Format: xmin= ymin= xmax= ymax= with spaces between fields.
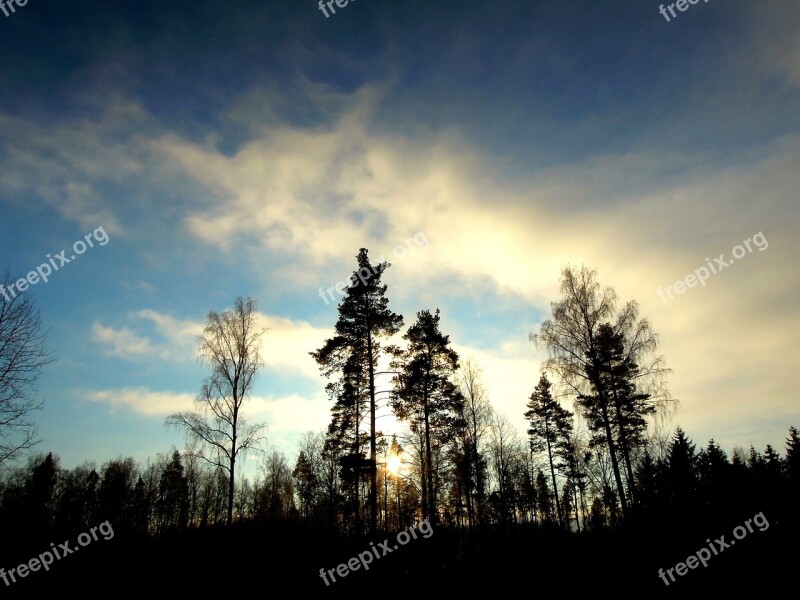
xmin=86 ymin=387 xmax=330 ymax=446
xmin=87 ymin=388 xmax=196 ymax=416
xmin=92 ymin=309 xmax=331 ymax=380
xmin=91 ymin=322 xmax=155 ymax=357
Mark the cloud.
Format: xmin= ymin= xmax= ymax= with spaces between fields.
xmin=86 ymin=387 xmax=330 ymax=439
xmin=87 ymin=388 xmax=196 ymax=416
xmin=254 ymin=313 xmax=330 ymax=379
xmin=91 ymin=310 xmax=202 ymax=361
xmin=92 ymin=308 xmax=331 ymax=379
xmin=91 ymin=322 xmax=155 ymax=357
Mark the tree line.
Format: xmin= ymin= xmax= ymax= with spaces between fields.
xmin=0 ymin=255 xmax=797 ymax=544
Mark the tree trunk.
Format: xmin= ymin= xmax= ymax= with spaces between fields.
xmin=367 ymin=329 xmax=378 ymax=537
xmin=228 ymin=453 xmax=235 ymax=526
xmin=600 ymin=397 xmax=628 ymax=519
xmin=611 ymin=386 xmax=637 ymax=505
xmin=228 ymin=400 xmax=237 ymax=526
xmin=545 ymin=415 xmax=563 ymax=527
xmin=424 ymin=386 xmax=434 ymax=524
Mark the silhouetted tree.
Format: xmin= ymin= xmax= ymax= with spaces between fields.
xmin=487 ymin=413 xmax=524 ymax=526
xmin=167 ymin=297 xmax=267 ymax=526
xmin=293 ymin=450 xmax=318 ymax=519
xmin=157 ymin=450 xmax=189 ymax=531
xmin=532 ymin=265 xmax=673 ymax=519
xmin=455 ymin=358 xmax=492 ymax=528
xmin=0 ymin=272 xmax=52 ymax=465
xmin=57 ymin=464 xmax=99 ymax=532
xmin=312 ymin=249 xmax=403 ymax=536
xmin=535 ymin=470 xmax=554 ymax=525
xmin=667 ymin=428 xmax=696 ymax=511
xmin=131 ymin=476 xmax=150 ymax=534
xmin=98 ymin=457 xmax=137 ymax=528
xmin=25 ymin=452 xmax=58 ymax=532
xmin=391 ymin=309 xmax=463 ymax=524
xmin=525 ymin=373 xmax=572 ymax=528
xmin=786 ymin=426 xmax=800 ymax=486
xmin=696 ymin=439 xmax=730 ymax=512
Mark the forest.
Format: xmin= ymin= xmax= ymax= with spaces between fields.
xmin=0 ymin=253 xmax=796 ymax=594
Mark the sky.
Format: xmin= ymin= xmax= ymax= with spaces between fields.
xmin=0 ymin=0 xmax=798 ymax=477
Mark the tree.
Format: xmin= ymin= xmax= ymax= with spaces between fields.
xmin=131 ymin=476 xmax=150 ymax=533
xmin=487 ymin=413 xmax=524 ymax=526
xmin=0 ymin=272 xmax=52 ymax=466
xmin=524 ymin=374 xmax=572 ymax=528
xmin=532 ymin=265 xmax=674 ymax=519
xmin=456 ymin=358 xmax=492 ymax=528
xmin=786 ymin=426 xmax=800 ymax=486
xmin=535 ymin=470 xmax=554 ymax=525
xmin=558 ymin=432 xmax=589 ymax=532
xmin=167 ymin=296 xmax=267 ymax=526
xmin=584 ymin=323 xmax=654 ymax=504
xmin=319 ymin=350 xmax=370 ymax=532
xmin=391 ymin=309 xmax=464 ymax=524
xmin=57 ymin=463 xmax=99 ymax=532
xmin=259 ymin=448 xmax=293 ymax=518
xmin=561 ymin=478 xmax=575 ymax=530
xmin=696 ymin=439 xmax=729 ymax=511
xmin=312 ymin=249 xmax=403 ymax=536
xmin=98 ymin=457 xmax=137 ymax=527
xmin=293 ymin=450 xmax=318 ymax=519
xmin=25 ymin=452 xmax=58 ymax=532
xmin=667 ymin=427 xmax=696 ymax=509
xmin=157 ymin=450 xmax=189 ymax=531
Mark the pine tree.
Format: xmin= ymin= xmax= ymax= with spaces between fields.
xmin=312 ymin=249 xmax=403 ymax=536
xmin=391 ymin=309 xmax=463 ymax=524
xmin=524 ymin=374 xmax=572 ymax=528
xmin=590 ymin=323 xmax=654 ymax=503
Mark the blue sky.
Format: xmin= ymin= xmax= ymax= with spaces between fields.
xmin=0 ymin=0 xmax=798 ymax=475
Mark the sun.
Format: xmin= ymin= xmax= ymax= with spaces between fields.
xmin=387 ymin=453 xmax=402 ymax=476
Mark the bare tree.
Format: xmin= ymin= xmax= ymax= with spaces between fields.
xmin=166 ymin=296 xmax=267 ymax=526
xmin=457 ymin=358 xmax=493 ymax=527
xmin=0 ymin=271 xmax=52 ymax=467
xmin=488 ymin=412 xmax=524 ymax=524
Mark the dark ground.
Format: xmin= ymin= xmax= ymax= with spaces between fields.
xmin=1 ymin=512 xmax=795 ymax=596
